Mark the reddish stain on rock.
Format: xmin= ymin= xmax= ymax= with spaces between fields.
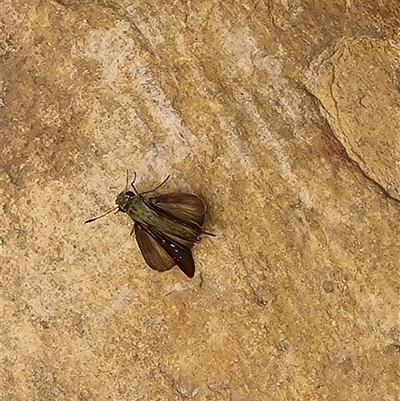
xmin=322 ymin=133 xmax=352 ymax=167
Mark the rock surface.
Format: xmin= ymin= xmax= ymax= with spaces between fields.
xmin=1 ymin=1 xmax=399 ymax=400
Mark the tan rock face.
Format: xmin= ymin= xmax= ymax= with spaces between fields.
xmin=307 ymin=37 xmax=400 ymax=200
xmin=1 ymin=1 xmax=399 ymax=400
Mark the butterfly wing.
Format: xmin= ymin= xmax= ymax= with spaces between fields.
xmin=134 ymin=223 xmax=175 ymax=272
xmin=149 ymin=193 xmax=206 ymax=227
xmin=134 ymin=223 xmax=195 ymax=278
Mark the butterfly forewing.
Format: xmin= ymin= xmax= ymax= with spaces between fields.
xmin=150 ymin=193 xmax=206 ymax=227
xmin=135 ymin=223 xmax=195 ymax=278
xmin=134 ymin=223 xmax=175 ymax=272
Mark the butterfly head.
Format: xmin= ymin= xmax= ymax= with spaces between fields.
xmin=116 ymin=190 xmax=136 ymax=212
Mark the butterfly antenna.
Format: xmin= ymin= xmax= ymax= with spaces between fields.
xmin=129 ymin=171 xmax=140 ymax=194
xmin=140 ymin=175 xmax=170 ymax=195
xmin=85 ymin=206 xmax=119 ymax=224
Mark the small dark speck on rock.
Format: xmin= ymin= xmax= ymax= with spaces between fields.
xmin=322 ymin=280 xmax=334 ymax=293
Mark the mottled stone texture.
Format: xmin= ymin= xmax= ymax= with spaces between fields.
xmin=1 ymin=1 xmax=399 ymax=400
